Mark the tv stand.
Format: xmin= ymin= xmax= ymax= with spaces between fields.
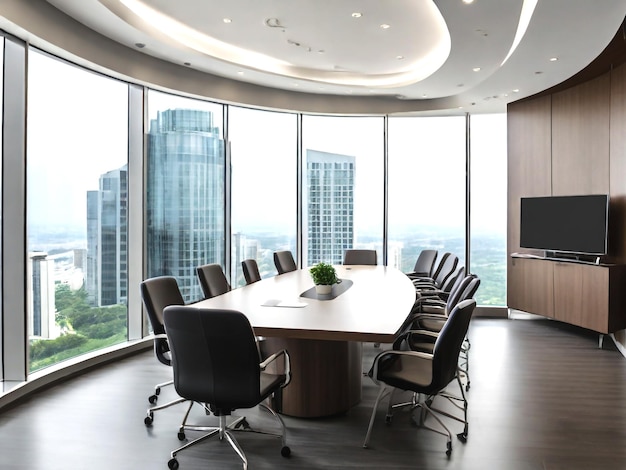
xmin=509 ymin=254 xmax=626 ymax=334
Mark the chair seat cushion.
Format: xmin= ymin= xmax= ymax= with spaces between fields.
xmin=260 ymin=372 xmax=287 ymax=401
xmin=376 ymin=354 xmax=435 ymax=394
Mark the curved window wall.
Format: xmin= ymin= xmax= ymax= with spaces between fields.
xmin=26 ymin=49 xmax=129 ymax=372
xmin=0 ymin=34 xmax=507 ymax=378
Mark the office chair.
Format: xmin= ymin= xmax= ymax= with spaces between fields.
xmin=273 ymin=250 xmax=297 ymax=274
xmin=241 ymin=258 xmax=261 ymax=285
xmin=412 ymin=252 xmax=458 ymax=291
xmin=163 ymin=306 xmax=292 ymax=470
xmin=343 ymin=249 xmax=377 ymax=265
xmin=196 ymin=263 xmax=231 ymax=299
xmin=140 ymin=276 xmax=188 ymax=427
xmin=413 ymin=265 xmax=464 ymax=302
xmin=363 ymin=299 xmax=476 ymax=456
xmin=405 ymin=249 xmax=438 ymax=279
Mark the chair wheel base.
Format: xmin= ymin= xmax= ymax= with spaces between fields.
xmin=281 ymin=446 xmax=291 ymax=457
xmin=168 ymin=457 xmax=179 ymax=469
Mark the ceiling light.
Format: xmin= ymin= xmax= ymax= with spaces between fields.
xmin=463 ymin=0 xmax=474 ymax=4
xmin=380 ymin=24 xmax=391 ymax=29
xmin=513 ymin=89 xmax=520 ymax=93
xmin=352 ymin=12 xmax=362 ymax=18
xmin=396 ymin=55 xmax=404 ymax=60
xmin=549 ymin=57 xmax=558 ymax=62
xmin=472 ymin=67 xmax=481 ymax=72
xmin=222 ymin=18 xmax=232 ymax=24
xmin=237 ymin=71 xmax=244 ymax=75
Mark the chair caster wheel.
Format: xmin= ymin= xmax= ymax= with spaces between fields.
xmin=168 ymin=458 xmax=179 ymax=469
xmin=385 ymin=414 xmax=392 ymax=424
xmin=177 ymin=431 xmax=185 ymax=441
xmin=155 ymin=387 xmax=161 ymax=396
xmin=148 ymin=394 xmax=158 ymax=404
xmin=144 ymin=413 xmax=153 ymax=426
xmin=457 ymin=432 xmax=467 ymax=443
xmin=446 ymin=441 xmax=452 ymax=456
xmin=281 ymin=446 xmax=291 ymax=457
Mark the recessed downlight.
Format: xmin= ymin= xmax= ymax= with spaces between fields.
xmin=351 ymin=12 xmax=362 ymax=18
xmin=380 ymin=24 xmax=391 ymax=29
xmin=549 ymin=57 xmax=558 ymax=62
xmin=472 ymin=67 xmax=481 ymax=72
xmin=222 ymin=18 xmax=232 ymax=24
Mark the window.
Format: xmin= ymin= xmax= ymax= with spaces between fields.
xmin=388 ymin=116 xmax=467 ymax=273
xmin=470 ymin=114 xmax=507 ymax=306
xmin=146 ymin=91 xmax=225 ymax=302
xmin=302 ymin=116 xmax=384 ymax=266
xmin=229 ymin=107 xmax=297 ymax=286
xmin=27 ymin=50 xmax=129 ymax=372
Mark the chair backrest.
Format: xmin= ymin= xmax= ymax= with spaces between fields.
xmin=440 ymin=265 xmax=465 ymax=293
xmin=445 ymin=274 xmax=475 ymax=313
xmin=196 ymin=264 xmax=231 ymax=299
xmin=459 ymin=275 xmax=481 ymax=302
xmin=241 ymin=258 xmax=261 ymax=285
xmin=432 ymin=299 xmax=476 ymax=389
xmin=433 ymin=253 xmax=459 ymax=287
xmin=412 ymin=249 xmax=438 ymax=277
xmin=274 ymin=250 xmax=297 ymax=274
xmin=163 ymin=306 xmax=262 ymax=412
xmin=140 ymin=276 xmax=185 ymax=366
xmin=343 ymin=249 xmax=377 ymax=266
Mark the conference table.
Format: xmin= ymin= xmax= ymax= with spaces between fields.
xmin=193 ymin=265 xmax=416 ymax=418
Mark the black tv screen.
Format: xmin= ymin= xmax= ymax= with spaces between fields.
xmin=520 ymin=194 xmax=609 ymax=255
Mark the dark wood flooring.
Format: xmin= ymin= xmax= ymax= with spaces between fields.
xmin=1 ymin=316 xmax=626 ymax=469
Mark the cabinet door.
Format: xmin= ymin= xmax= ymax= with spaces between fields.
xmin=508 ymin=257 xmax=554 ymax=317
xmin=553 ymin=263 xmax=584 ymax=326
xmin=579 ymin=265 xmax=609 ymax=333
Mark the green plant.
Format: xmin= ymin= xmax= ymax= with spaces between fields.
xmin=309 ymin=262 xmax=339 ymax=286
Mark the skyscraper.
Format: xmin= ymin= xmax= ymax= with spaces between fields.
xmin=306 ymin=149 xmax=355 ymax=265
xmin=86 ymin=165 xmax=128 ymax=307
xmin=147 ymin=109 xmax=225 ymax=302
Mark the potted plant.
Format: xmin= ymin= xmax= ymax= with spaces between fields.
xmin=309 ymin=262 xmax=340 ymax=295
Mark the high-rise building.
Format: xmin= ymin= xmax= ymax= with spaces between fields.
xmin=86 ymin=165 xmax=128 ymax=307
xmin=306 ymin=149 xmax=355 ymax=265
xmin=147 ymin=109 xmax=225 ymax=302
xmin=28 ymin=252 xmax=58 ymax=339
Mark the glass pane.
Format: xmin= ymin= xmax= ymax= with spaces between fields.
xmin=229 ymin=107 xmax=297 ymax=286
xmin=302 ymin=115 xmax=384 ymax=266
xmin=27 ymin=50 xmax=128 ymax=373
xmin=146 ymin=91 xmax=225 ymax=302
xmin=388 ymin=116 xmax=466 ymax=273
xmin=470 ymin=114 xmax=507 ymax=306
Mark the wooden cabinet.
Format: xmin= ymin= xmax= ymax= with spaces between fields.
xmin=508 ymin=256 xmax=554 ymax=318
xmin=509 ymin=256 xmax=626 ymax=334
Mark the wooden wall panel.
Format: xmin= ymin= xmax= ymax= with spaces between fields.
xmin=507 ymin=96 xmax=552 ymax=259
xmin=551 ymin=73 xmax=610 ymax=196
xmin=609 ymin=63 xmax=626 ymax=264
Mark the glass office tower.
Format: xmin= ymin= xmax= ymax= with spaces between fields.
xmin=146 ymin=108 xmax=225 ymax=302
xmin=86 ymin=165 xmax=128 ymax=307
xmin=306 ymin=149 xmax=355 ymax=265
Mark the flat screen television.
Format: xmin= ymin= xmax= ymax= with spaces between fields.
xmin=519 ymin=194 xmax=609 ymax=256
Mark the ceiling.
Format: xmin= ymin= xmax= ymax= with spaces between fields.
xmin=38 ymin=0 xmax=626 ymax=112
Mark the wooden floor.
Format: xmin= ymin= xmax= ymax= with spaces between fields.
xmin=1 ymin=316 xmax=626 ymax=469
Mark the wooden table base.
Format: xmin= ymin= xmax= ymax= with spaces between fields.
xmin=262 ymin=338 xmax=363 ymax=418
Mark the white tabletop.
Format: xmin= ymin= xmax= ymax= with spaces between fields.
xmin=193 ymin=265 xmax=416 ymax=343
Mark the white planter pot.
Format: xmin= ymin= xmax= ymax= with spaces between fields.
xmin=315 ymin=284 xmax=332 ymax=295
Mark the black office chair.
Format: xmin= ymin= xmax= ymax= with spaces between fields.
xmin=163 ymin=306 xmax=292 ymax=470
xmin=241 ymin=258 xmax=261 ymax=285
xmin=343 ymin=249 xmax=377 ymax=266
xmin=140 ymin=276 xmax=188 ymax=426
xmin=196 ymin=263 xmax=231 ymax=299
xmin=363 ymin=299 xmax=477 ymax=456
xmin=406 ymin=249 xmax=438 ymax=279
xmin=273 ymin=250 xmax=297 ymax=274
xmin=412 ymin=252 xmax=458 ymax=291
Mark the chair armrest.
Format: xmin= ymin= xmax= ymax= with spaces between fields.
xmin=260 ymin=349 xmax=291 ymax=387
xmin=370 ymin=349 xmax=433 ymax=385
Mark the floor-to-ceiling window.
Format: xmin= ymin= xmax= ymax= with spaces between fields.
xmin=26 ymin=49 xmax=129 ymax=372
xmin=388 ymin=116 xmax=467 ymax=273
xmin=229 ymin=107 xmax=297 ymax=286
xmin=146 ymin=91 xmax=225 ymax=302
xmin=470 ymin=114 xmax=507 ymax=306
xmin=302 ymin=115 xmax=385 ymax=267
